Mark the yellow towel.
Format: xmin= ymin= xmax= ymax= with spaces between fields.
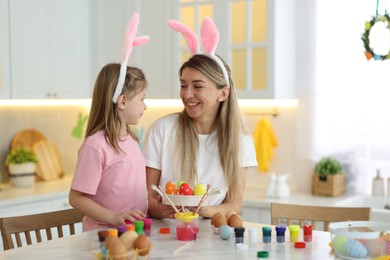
xmin=253 ymin=117 xmax=278 ymax=173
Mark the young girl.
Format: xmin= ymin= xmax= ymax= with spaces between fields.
xmin=69 ymin=13 xmax=150 ymax=231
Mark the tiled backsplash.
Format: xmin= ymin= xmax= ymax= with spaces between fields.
xmin=0 ymin=101 xmax=297 ymax=193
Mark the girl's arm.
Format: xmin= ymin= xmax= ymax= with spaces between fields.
xmin=146 ymin=167 xmax=177 ymax=219
xmin=69 ymin=189 xmax=145 ymax=226
xmin=195 ymin=167 xmax=248 ymax=218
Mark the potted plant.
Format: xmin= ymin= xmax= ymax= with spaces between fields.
xmin=312 ymin=156 xmax=345 ymax=196
xmin=5 ymin=148 xmax=38 ymax=187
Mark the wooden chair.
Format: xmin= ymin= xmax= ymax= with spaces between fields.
xmin=0 ymin=208 xmax=83 ymax=250
xmin=270 ymin=203 xmax=371 ymax=231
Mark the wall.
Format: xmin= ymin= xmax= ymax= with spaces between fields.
xmin=0 ymin=102 xmax=297 ymax=195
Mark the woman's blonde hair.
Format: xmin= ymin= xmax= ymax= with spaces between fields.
xmin=85 ymin=63 xmax=147 ymax=153
xmin=175 ymin=54 xmax=249 ymax=202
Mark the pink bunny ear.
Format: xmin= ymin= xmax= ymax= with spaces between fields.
xmin=113 ymin=12 xmax=150 ymax=103
xmin=123 ymin=13 xmax=140 ymax=59
xmin=168 ymin=20 xmax=199 ymax=54
xmin=201 ymin=17 xmax=219 ymax=54
xmin=133 ymin=36 xmax=151 ymax=46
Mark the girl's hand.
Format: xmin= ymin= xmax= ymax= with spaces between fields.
xmin=115 ymin=209 xmax=146 ymax=226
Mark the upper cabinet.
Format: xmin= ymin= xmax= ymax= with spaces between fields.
xmin=0 ymin=0 xmax=295 ymax=99
xmin=1 ymin=0 xmax=92 ymax=99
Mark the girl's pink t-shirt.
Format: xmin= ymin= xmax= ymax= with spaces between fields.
xmin=71 ymin=131 xmax=148 ymax=231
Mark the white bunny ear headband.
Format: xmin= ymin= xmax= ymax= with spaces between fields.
xmin=113 ymin=12 xmax=151 ymax=103
xmin=168 ymin=17 xmax=230 ymax=88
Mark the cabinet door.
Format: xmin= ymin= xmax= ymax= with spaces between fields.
xmin=9 ymin=0 xmax=92 ymax=98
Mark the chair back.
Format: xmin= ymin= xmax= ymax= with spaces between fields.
xmin=270 ymin=203 xmax=371 ymax=231
xmin=0 ymin=208 xmax=83 ymax=250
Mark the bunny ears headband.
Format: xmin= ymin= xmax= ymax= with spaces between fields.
xmin=168 ymin=17 xmax=230 ymax=88
xmin=113 ymin=13 xmax=150 ymax=103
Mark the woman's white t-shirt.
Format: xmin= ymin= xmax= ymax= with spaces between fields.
xmin=142 ymin=114 xmax=258 ymax=205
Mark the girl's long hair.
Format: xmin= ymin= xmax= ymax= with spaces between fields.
xmin=85 ymin=63 xmax=147 ymax=153
xmin=175 ymin=55 xmax=249 ymax=202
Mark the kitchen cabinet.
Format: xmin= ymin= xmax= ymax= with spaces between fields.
xmin=4 ymin=0 xmax=92 ymax=99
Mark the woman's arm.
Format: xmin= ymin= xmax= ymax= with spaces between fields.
xmin=195 ymin=167 xmax=248 ymax=218
xmin=146 ymin=167 xmax=177 ymax=219
xmin=69 ymin=189 xmax=145 ymax=226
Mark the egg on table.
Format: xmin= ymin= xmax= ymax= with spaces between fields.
xmin=119 ymin=230 xmax=138 ymax=250
xmin=109 ymin=241 xmax=127 ymax=260
xmin=213 ymin=214 xmax=228 ymax=228
xmin=133 ymin=234 xmax=151 ymax=256
xmin=105 ymin=235 xmax=120 ymax=251
xmin=228 ymin=213 xmax=243 ymax=227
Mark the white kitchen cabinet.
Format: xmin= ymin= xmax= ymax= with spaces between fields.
xmin=7 ymin=0 xmax=92 ymax=99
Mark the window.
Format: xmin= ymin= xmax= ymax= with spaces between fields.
xmin=178 ymin=0 xmax=272 ymax=98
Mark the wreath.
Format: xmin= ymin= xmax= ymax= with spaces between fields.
xmin=361 ymin=12 xmax=390 ymax=61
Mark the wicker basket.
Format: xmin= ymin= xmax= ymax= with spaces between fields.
xmin=312 ymin=173 xmax=345 ymax=196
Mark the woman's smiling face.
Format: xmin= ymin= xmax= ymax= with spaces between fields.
xmin=180 ymin=67 xmax=224 ymax=124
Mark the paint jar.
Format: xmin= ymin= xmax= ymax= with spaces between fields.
xmin=117 ymin=225 xmax=126 ymax=237
xmin=175 ymin=212 xmax=199 ymax=241
xmin=143 ymin=218 xmax=152 ymax=236
xmin=234 ymin=227 xmax=245 ymax=244
xmin=303 ymin=225 xmax=312 ymax=242
xmin=97 ymin=230 xmax=108 ymax=249
xmin=289 ymin=225 xmax=300 ymax=242
xmin=134 ymin=220 xmax=144 ymax=235
xmin=275 ymin=226 xmax=286 ymax=243
xmin=126 ymin=224 xmax=135 ymax=231
xmin=249 ymin=227 xmax=258 ymax=244
xmin=107 ymin=228 xmax=118 ymax=237
xmin=262 ymin=227 xmax=272 ymax=243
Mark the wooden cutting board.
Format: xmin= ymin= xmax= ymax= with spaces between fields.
xmin=11 ymin=129 xmax=47 ymax=151
xmin=33 ymin=139 xmax=64 ymax=181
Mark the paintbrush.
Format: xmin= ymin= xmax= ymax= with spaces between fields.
xmin=193 ymin=184 xmax=211 ymax=215
xmin=158 ymin=185 xmax=182 ymax=215
xmin=151 ymin=184 xmax=181 ymax=215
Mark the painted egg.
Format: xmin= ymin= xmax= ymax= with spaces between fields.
xmin=219 ymin=225 xmax=233 ymax=240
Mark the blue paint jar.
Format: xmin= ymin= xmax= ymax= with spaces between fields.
xmin=275 ymin=226 xmax=286 ymax=243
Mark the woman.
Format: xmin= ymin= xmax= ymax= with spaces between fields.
xmin=143 ymin=53 xmax=257 ymax=219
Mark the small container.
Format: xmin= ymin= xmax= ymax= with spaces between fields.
xmin=262 ymin=227 xmax=272 ymax=243
xmin=234 ymin=227 xmax=245 ymax=244
xmin=303 ymin=225 xmax=312 ymax=242
xmin=97 ymin=230 xmax=108 ymax=249
xmin=249 ymin=227 xmax=258 ymax=244
xmin=117 ymin=225 xmax=126 ymax=237
xmin=143 ymin=218 xmax=152 ymax=236
xmin=107 ymin=228 xmax=118 ymax=237
xmin=289 ymin=225 xmax=300 ymax=242
xmin=175 ymin=212 xmax=199 ymax=241
xmin=275 ymin=226 xmax=286 ymax=243
xmin=372 ymin=169 xmax=385 ymax=197
xmin=126 ymin=224 xmax=135 ymax=231
xmin=134 ymin=220 xmax=144 ymax=235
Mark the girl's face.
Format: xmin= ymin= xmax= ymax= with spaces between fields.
xmin=180 ymin=68 xmax=228 ymax=126
xmin=122 ymin=88 xmax=147 ymax=125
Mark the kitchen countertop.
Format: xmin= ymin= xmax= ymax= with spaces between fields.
xmin=243 ymin=184 xmax=358 ymax=209
xmin=0 ymin=175 xmax=72 ymax=208
xmin=0 ymin=176 xmax=356 ymax=210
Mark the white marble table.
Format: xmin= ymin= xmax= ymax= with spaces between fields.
xmin=0 ymin=218 xmax=336 ymax=260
